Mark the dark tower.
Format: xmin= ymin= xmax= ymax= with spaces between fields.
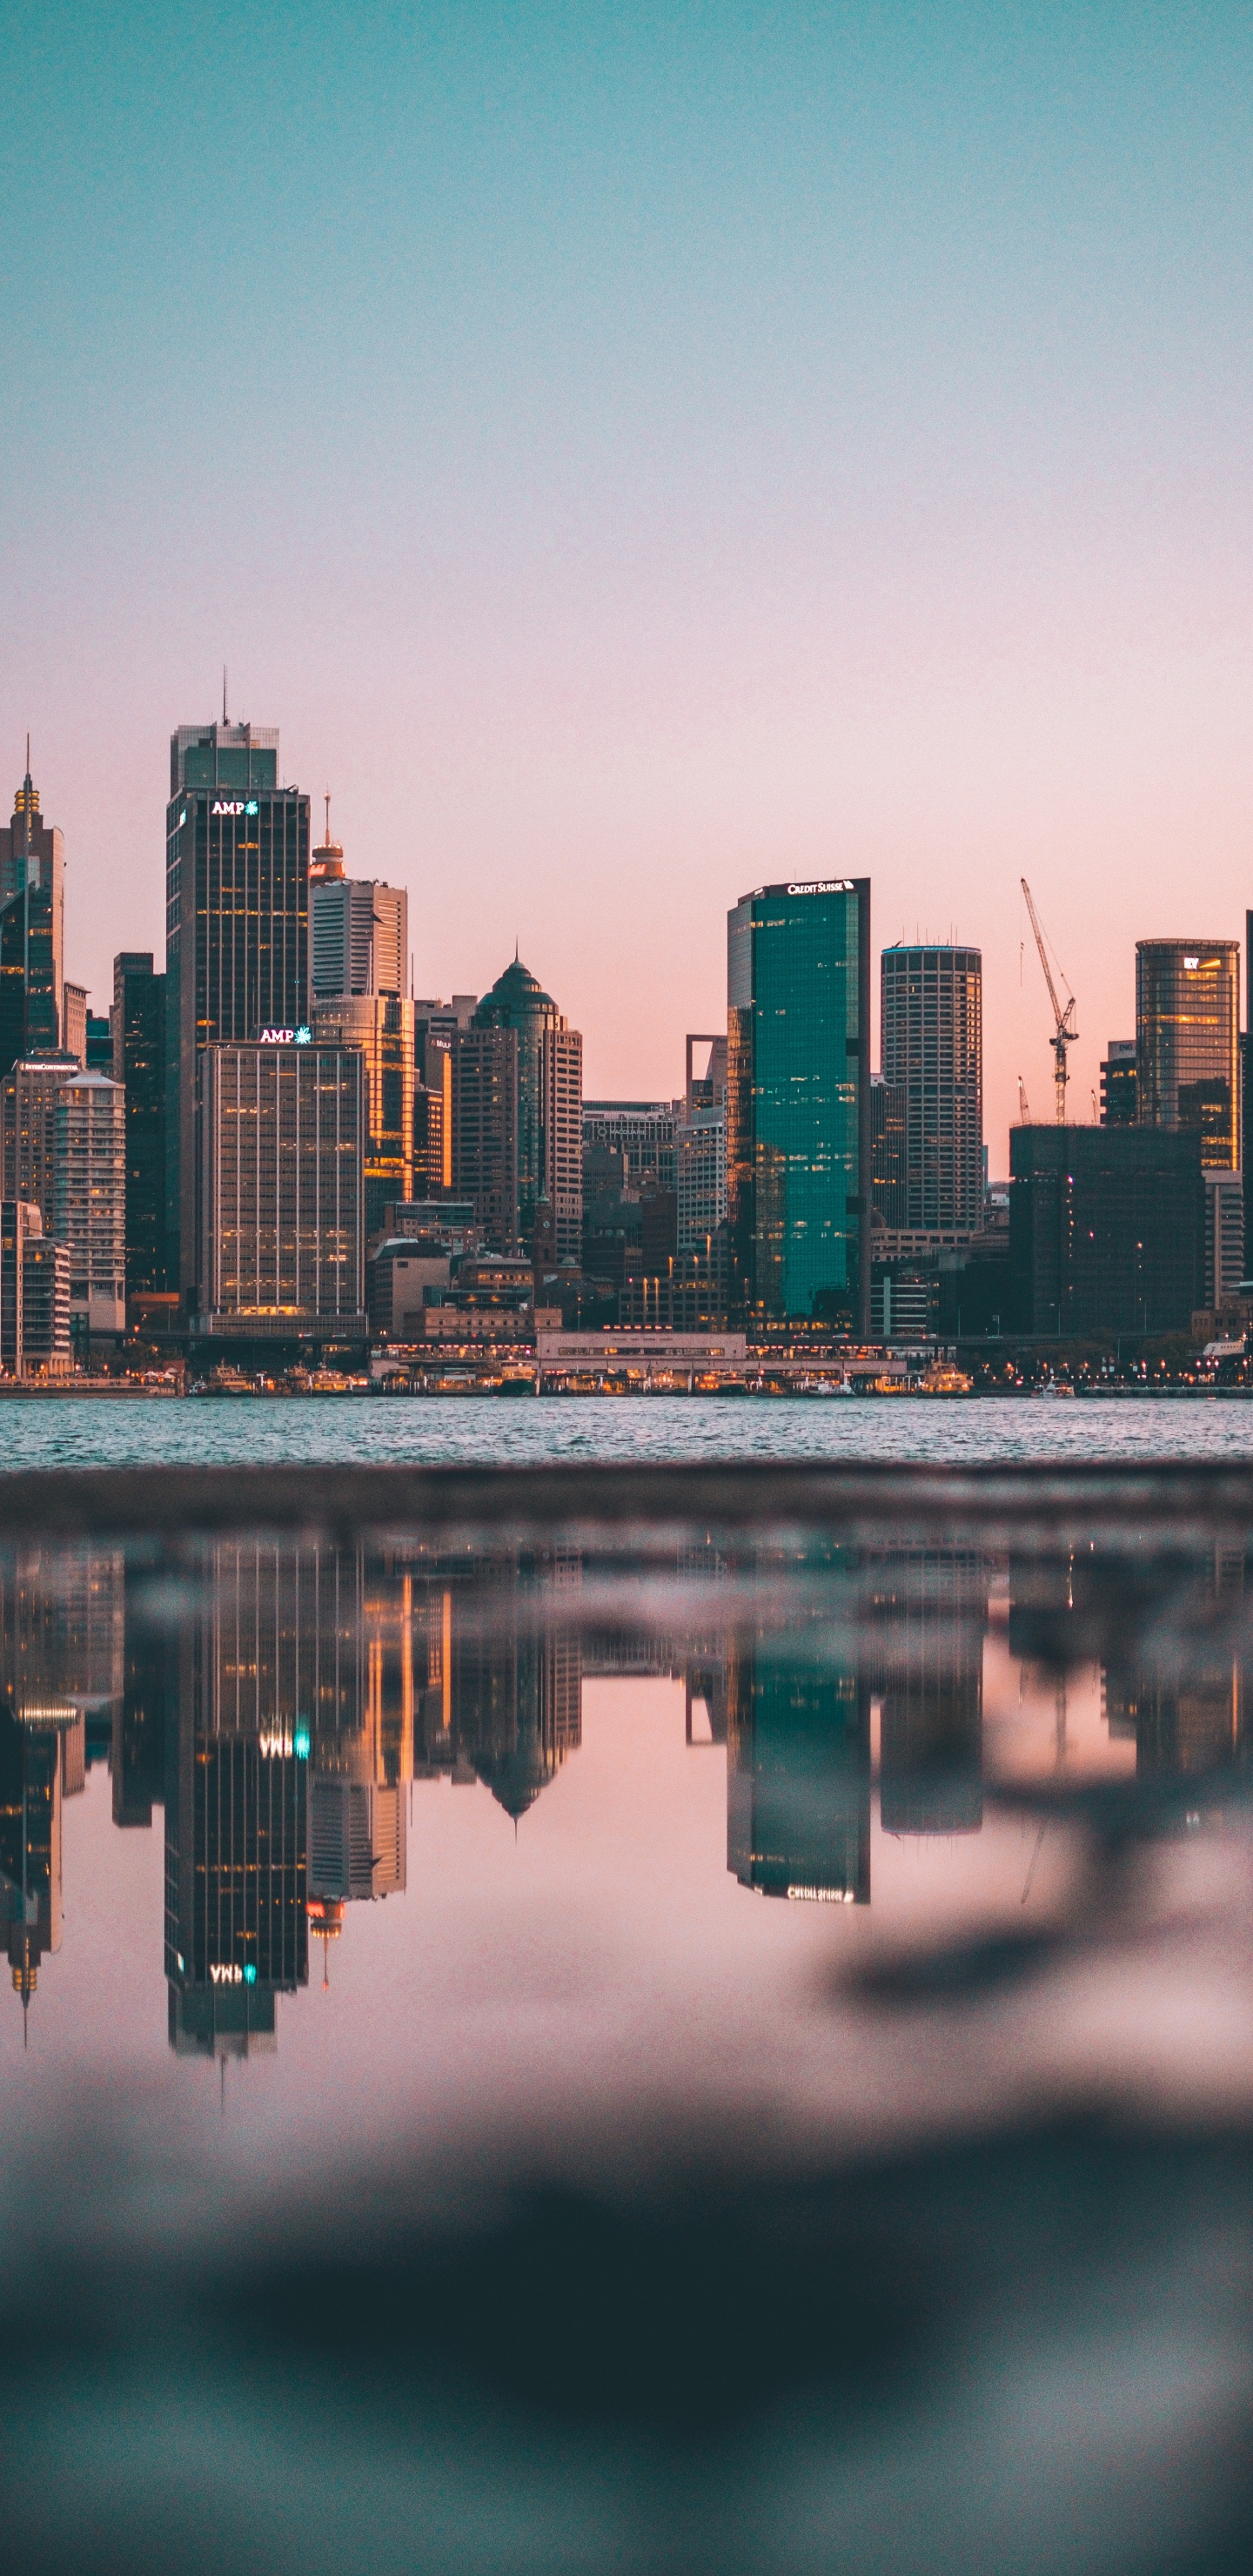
xmin=164 ymin=721 xmax=310 ymax=1310
xmin=0 ymin=757 xmax=64 ymax=1075
xmin=113 ymin=953 xmax=167 ymax=1293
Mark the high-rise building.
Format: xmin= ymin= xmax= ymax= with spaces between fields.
xmin=686 ymin=1034 xmax=727 ymax=1117
xmin=164 ymin=1543 xmax=312 ymax=2058
xmin=309 ymin=801 xmax=407 ymax=1001
xmin=727 ymin=878 xmax=871 ymax=1330
xmin=879 ymin=944 xmax=982 ymax=1235
xmin=0 ymin=759 xmax=64 ymax=1075
xmin=312 ymin=994 xmax=415 ymax=1237
xmin=1136 ymin=940 xmax=1239 ymax=1171
xmin=581 ymin=1101 xmax=676 ymax=1192
xmin=195 ymin=1040 xmax=365 ymax=1362
xmin=0 ymin=1201 xmax=70 ymax=1378
xmin=51 ymin=1070 xmax=127 ymax=1342
xmin=1009 ymin=1124 xmax=1204 ymax=1334
xmin=61 ymin=981 xmax=87 ymax=1068
xmin=1100 ymin=1039 xmax=1137 ymax=1127
xmin=472 ymin=960 xmax=583 ymax=1260
xmin=164 ymin=720 xmax=310 ymax=1308
xmin=1 ymin=1055 xmax=77 ymax=1213
xmin=870 ymin=1073 xmax=908 ymax=1229
xmin=85 ymin=1013 xmax=111 ymax=1071
xmin=676 ymin=1110 xmax=726 ymax=1253
xmin=112 ymin=953 xmax=167 ymax=1293
xmin=1203 ymin=1170 xmax=1245 ymax=1313
xmin=727 ymin=1639 xmax=870 ymax=1902
xmin=450 ymin=1024 xmax=519 ymax=1251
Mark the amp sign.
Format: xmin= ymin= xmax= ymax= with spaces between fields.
xmin=211 ymin=799 xmax=260 ymax=817
xmin=258 ymin=1027 xmax=312 ymax=1047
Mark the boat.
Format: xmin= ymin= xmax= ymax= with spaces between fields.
xmin=920 ymin=1361 xmax=973 ymax=1396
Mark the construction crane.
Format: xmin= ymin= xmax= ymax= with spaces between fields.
xmin=1021 ymin=879 xmax=1078 ymax=1124
xmin=1017 ymin=1075 xmax=1032 ymax=1124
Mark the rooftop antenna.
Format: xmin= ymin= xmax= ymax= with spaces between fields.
xmin=223 ymin=665 xmax=228 ymax=727
xmin=324 ymin=788 xmax=332 ymax=842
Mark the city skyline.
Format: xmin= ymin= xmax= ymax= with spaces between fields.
xmin=4 ymin=10 xmax=1253 ymax=1164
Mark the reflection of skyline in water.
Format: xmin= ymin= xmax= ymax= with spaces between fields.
xmin=0 ymin=1534 xmax=1249 ymax=2050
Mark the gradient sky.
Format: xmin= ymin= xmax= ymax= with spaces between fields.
xmin=3 ymin=1 xmax=1252 ymax=1162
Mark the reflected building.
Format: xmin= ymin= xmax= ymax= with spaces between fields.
xmin=727 ymin=1634 xmax=871 ymax=1902
xmin=868 ymin=1551 xmax=988 ymax=1835
xmin=165 ymin=1544 xmax=315 ymax=2057
xmin=0 ymin=1707 xmax=63 ymax=2021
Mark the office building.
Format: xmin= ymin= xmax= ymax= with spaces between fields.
xmin=686 ymin=1033 xmax=727 ymax=1116
xmin=309 ymin=802 xmax=407 ymax=1000
xmin=1009 ymin=1124 xmax=1204 ymax=1335
xmin=727 ymin=878 xmax=871 ymax=1330
xmin=870 ymin=1073 xmax=908 ymax=1229
xmin=727 ymin=1640 xmax=870 ymax=1902
xmin=165 ymin=1543 xmax=312 ymax=2057
xmin=582 ymin=1101 xmax=677 ymax=1193
xmin=312 ymin=994 xmax=415 ymax=1236
xmin=62 ymin=981 xmax=87 ymax=1068
xmin=195 ymin=1041 xmax=366 ymax=1360
xmin=165 ymin=720 xmax=310 ymax=1309
xmin=112 ymin=953 xmax=167 ymax=1293
xmin=0 ymin=1054 xmax=77 ymax=1212
xmin=1136 ymin=940 xmax=1239 ymax=1170
xmin=880 ymin=944 xmax=982 ymax=1234
xmin=450 ymin=1024 xmax=519 ymax=1251
xmin=675 ymin=1110 xmax=726 ymax=1253
xmin=367 ymin=1236 xmax=452 ymax=1340
xmin=473 ymin=960 xmax=583 ymax=1259
xmin=1203 ymin=1170 xmax=1245 ymax=1312
xmin=0 ymin=757 xmax=64 ymax=1074
xmin=1100 ymin=1039 xmax=1137 ymax=1127
xmin=51 ymin=1070 xmax=127 ymax=1342
xmin=1 ymin=1201 xmax=70 ymax=1377
xmin=872 ymin=1552 xmax=987 ymax=1835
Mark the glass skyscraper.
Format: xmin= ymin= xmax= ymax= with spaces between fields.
xmin=727 ymin=878 xmax=870 ymax=1329
xmin=164 ymin=721 xmax=310 ymax=1308
xmin=1136 ymin=939 xmax=1239 ymax=1171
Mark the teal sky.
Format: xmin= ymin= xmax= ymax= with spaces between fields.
xmin=3 ymin=2 xmax=1252 ymax=1150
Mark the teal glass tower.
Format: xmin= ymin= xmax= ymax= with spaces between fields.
xmin=727 ymin=878 xmax=870 ymax=1331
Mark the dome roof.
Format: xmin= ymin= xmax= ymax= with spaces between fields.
xmin=475 ymin=956 xmax=558 ymax=1023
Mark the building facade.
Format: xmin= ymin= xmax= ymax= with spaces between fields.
xmin=0 ymin=760 xmax=64 ymax=1077
xmin=0 ymin=1056 xmax=77 ymax=1212
xmin=450 ymin=1024 xmax=519 ymax=1251
xmin=727 ymin=878 xmax=871 ymax=1330
xmin=879 ymin=944 xmax=982 ymax=1234
xmin=676 ymin=1109 xmax=727 ymax=1253
xmin=1100 ymin=1039 xmax=1137 ymax=1127
xmin=1009 ymin=1124 xmax=1205 ymax=1336
xmin=165 ymin=721 xmax=310 ymax=1308
xmin=473 ymin=960 xmax=583 ymax=1259
xmin=112 ymin=952 xmax=167 ymax=1294
xmin=870 ymin=1073 xmax=908 ymax=1230
xmin=50 ymin=1070 xmax=127 ymax=1341
xmin=309 ymin=809 xmax=407 ymax=1001
xmin=312 ymin=994 xmax=415 ymax=1238
xmin=1136 ymin=940 xmax=1239 ymax=1171
xmin=582 ymin=1101 xmax=677 ymax=1192
xmin=196 ymin=1042 xmax=365 ymax=1356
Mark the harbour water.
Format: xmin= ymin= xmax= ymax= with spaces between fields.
xmin=3 ymin=1452 xmax=1251 ymax=2573
xmin=1 ymin=1388 xmax=1253 ymax=1471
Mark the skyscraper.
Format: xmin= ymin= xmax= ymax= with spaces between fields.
xmin=112 ymin=952 xmax=167 ymax=1293
xmin=879 ymin=944 xmax=983 ymax=1234
xmin=308 ymin=800 xmax=407 ymax=1001
xmin=1100 ymin=1039 xmax=1137 ymax=1127
xmin=50 ymin=1070 xmax=127 ymax=1344
xmin=472 ymin=959 xmax=583 ymax=1260
xmin=312 ymin=994 xmax=415 ymax=1236
xmin=450 ymin=1024 xmax=519 ymax=1250
xmin=0 ymin=758 xmax=64 ymax=1073
xmin=727 ymin=878 xmax=871 ymax=1330
xmin=1136 ymin=940 xmax=1239 ymax=1170
xmin=196 ymin=1039 xmax=365 ymax=1365
xmin=164 ymin=720 xmax=310 ymax=1308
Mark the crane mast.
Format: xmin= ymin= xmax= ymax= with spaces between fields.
xmin=1021 ymin=879 xmax=1078 ymax=1124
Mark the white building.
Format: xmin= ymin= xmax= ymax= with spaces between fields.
xmin=51 ymin=1070 xmax=126 ymax=1339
